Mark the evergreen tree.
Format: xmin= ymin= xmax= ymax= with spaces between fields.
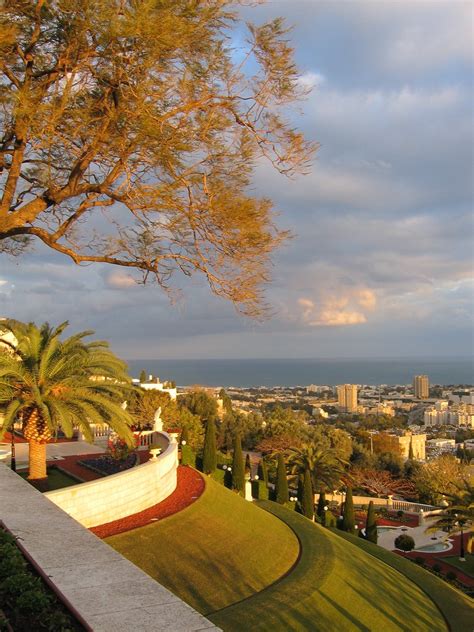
xmin=232 ymin=434 xmax=245 ymax=495
xmin=275 ymin=453 xmax=289 ymax=505
xmin=202 ymin=419 xmax=217 ymax=475
xmin=245 ymin=453 xmax=251 ymax=477
xmin=342 ymin=487 xmax=356 ymax=534
xmin=139 ymin=369 xmax=147 ymax=383
xmin=301 ymin=468 xmax=314 ymax=520
xmin=317 ymin=491 xmax=326 ymax=518
xmin=180 ymin=426 xmax=189 ymax=445
xmin=258 ymin=458 xmax=269 ymax=485
xmin=408 ymin=439 xmax=414 ymax=460
xmin=365 ymin=501 xmax=378 ymax=543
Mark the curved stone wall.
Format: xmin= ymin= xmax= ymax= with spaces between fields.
xmin=45 ymin=432 xmax=178 ymax=528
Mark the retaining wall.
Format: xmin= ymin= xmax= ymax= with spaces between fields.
xmin=45 ymin=432 xmax=177 ymax=528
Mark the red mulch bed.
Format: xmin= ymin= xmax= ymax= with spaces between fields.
xmin=90 ymin=465 xmax=204 ymax=539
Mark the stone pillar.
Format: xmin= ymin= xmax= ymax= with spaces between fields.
xmin=387 ymin=495 xmax=393 ymax=508
xmin=418 ymin=509 xmax=424 ymax=526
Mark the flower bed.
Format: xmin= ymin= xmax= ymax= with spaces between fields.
xmin=77 ymin=452 xmax=138 ymax=477
xmin=0 ymin=528 xmax=84 ymax=631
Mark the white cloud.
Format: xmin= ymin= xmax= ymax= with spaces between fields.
xmin=296 ymin=287 xmax=377 ymax=328
xmin=297 ymin=71 xmax=326 ymax=90
xmin=105 ymin=271 xmax=137 ymax=289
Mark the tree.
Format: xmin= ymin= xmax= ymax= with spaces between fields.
xmin=365 ymin=501 xmax=377 ymax=544
xmin=139 ymin=370 xmax=147 ymax=384
xmin=182 ymin=390 xmax=218 ymax=423
xmin=301 ymin=468 xmax=314 ymax=520
xmin=351 ymin=468 xmax=415 ymax=498
xmin=408 ymin=438 xmax=414 ymax=461
xmin=0 ymin=320 xmax=134 ymax=483
xmin=275 ymin=453 xmax=289 ymax=504
xmin=231 ymin=434 xmax=245 ymax=495
xmin=342 ymin=487 xmax=355 ymax=534
xmin=245 ymin=453 xmax=251 ymax=478
xmin=317 ymin=491 xmax=326 ymax=518
xmin=258 ymin=458 xmax=269 ymax=486
xmin=413 ymin=456 xmax=469 ymax=505
xmin=202 ymin=419 xmax=217 ymax=475
xmin=0 ymin=2 xmax=314 ymax=316
xmin=288 ymin=444 xmax=347 ymax=492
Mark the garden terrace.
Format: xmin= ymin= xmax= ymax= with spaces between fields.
xmin=0 ymin=464 xmax=218 ymax=631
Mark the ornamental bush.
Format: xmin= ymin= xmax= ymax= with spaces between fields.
xmin=394 ymin=534 xmax=415 ymax=552
xmin=365 ymin=501 xmax=378 ymax=544
xmin=231 ymin=434 xmax=245 ymax=495
xmin=342 ymin=487 xmax=356 ymax=534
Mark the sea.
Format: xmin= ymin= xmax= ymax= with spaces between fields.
xmin=126 ymin=357 xmax=474 ymax=388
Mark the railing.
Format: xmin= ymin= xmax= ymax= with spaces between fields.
xmin=391 ymin=500 xmax=437 ymax=513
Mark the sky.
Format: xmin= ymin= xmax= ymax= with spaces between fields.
xmin=1 ymin=1 xmax=473 ymax=360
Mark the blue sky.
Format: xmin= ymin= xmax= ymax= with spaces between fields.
xmin=1 ymin=1 xmax=473 ymax=360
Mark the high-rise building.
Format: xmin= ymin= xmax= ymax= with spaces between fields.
xmin=337 ymin=384 xmax=358 ymax=412
xmin=413 ymin=375 xmax=429 ymax=398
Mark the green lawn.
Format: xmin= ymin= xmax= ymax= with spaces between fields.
xmin=210 ymin=502 xmax=452 ymax=632
xmin=18 ymin=467 xmax=81 ymax=490
xmin=106 ymin=475 xmax=299 ymax=614
xmin=334 ymin=530 xmax=473 ymax=632
xmin=443 ymin=554 xmax=474 ymax=578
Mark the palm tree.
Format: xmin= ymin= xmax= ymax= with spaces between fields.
xmin=287 ymin=444 xmax=347 ymax=492
xmin=0 ymin=320 xmax=135 ymax=483
xmin=427 ymin=479 xmax=473 ymax=558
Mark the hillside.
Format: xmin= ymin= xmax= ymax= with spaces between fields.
xmin=107 ymin=474 xmax=472 ymax=631
xmin=106 ymin=475 xmax=299 ymax=613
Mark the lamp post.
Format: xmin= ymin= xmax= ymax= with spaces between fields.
xmin=323 ymin=505 xmax=328 ymax=527
xmin=10 ymin=425 xmax=16 ymax=472
xmin=454 ymin=515 xmax=466 ymax=562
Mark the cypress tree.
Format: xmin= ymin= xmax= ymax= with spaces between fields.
xmin=139 ymin=369 xmax=147 ymax=383
xmin=245 ymin=453 xmax=251 ymax=477
xmin=232 ymin=434 xmax=245 ymax=495
xmin=180 ymin=426 xmax=189 ymax=445
xmin=202 ymin=419 xmax=217 ymax=474
xmin=301 ymin=468 xmax=314 ymax=520
xmin=275 ymin=453 xmax=289 ymax=505
xmin=342 ymin=487 xmax=356 ymax=534
xmin=258 ymin=458 xmax=269 ymax=485
xmin=317 ymin=491 xmax=326 ymax=518
xmin=365 ymin=500 xmax=378 ymax=543
xmin=408 ymin=439 xmax=414 ymax=460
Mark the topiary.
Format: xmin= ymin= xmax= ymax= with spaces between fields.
xmin=446 ymin=571 xmax=457 ymax=581
xmin=433 ymin=564 xmax=441 ymax=573
xmin=414 ymin=557 xmax=425 ymax=566
xmin=394 ymin=534 xmax=415 ymax=552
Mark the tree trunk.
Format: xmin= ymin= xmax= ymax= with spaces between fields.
xmin=28 ymin=440 xmax=47 ymax=481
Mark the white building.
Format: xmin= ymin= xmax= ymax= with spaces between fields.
xmin=136 ymin=375 xmax=177 ymax=400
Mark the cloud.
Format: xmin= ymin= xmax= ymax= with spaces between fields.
xmin=105 ymin=271 xmax=137 ymax=289
xmin=297 ymin=71 xmax=326 ymax=90
xmin=296 ymin=287 xmax=377 ymax=328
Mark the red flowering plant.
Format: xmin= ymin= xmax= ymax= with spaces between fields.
xmin=107 ymin=435 xmax=139 ymax=462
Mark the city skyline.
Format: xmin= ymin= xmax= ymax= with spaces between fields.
xmin=1 ymin=1 xmax=472 ymax=360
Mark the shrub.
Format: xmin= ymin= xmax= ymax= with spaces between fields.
xmin=414 ymin=557 xmax=425 ymax=566
xmin=433 ymin=564 xmax=441 ymax=573
xmin=181 ymin=444 xmax=196 ymax=467
xmin=394 ymin=534 xmax=415 ymax=552
xmin=446 ymin=571 xmax=457 ymax=581
xmin=324 ymin=511 xmax=337 ymax=528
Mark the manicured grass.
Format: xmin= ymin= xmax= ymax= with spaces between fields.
xmin=210 ymin=502 xmax=450 ymax=632
xmin=334 ymin=530 xmax=473 ymax=632
xmin=443 ymin=554 xmax=474 ymax=578
xmin=106 ymin=475 xmax=299 ymax=614
xmin=18 ymin=467 xmax=81 ymax=490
